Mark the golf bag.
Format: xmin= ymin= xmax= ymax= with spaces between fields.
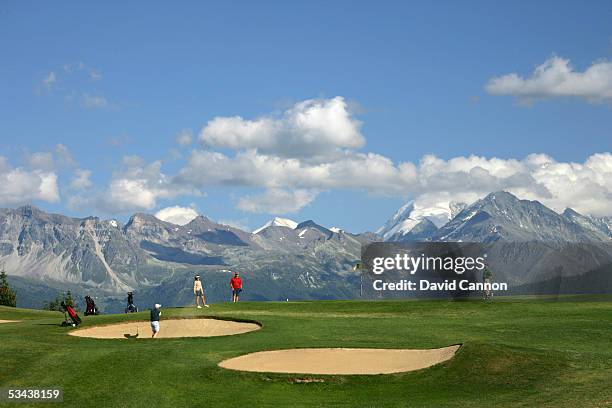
xmin=60 ymin=301 xmax=82 ymax=326
xmin=125 ymin=291 xmax=138 ymax=313
xmin=84 ymin=295 xmax=100 ymax=316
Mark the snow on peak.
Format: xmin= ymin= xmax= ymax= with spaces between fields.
xmin=378 ymin=200 xmax=460 ymax=240
xmin=154 ymin=206 xmax=198 ymax=226
xmin=253 ymin=217 xmax=298 ymax=234
xmin=329 ymin=227 xmax=343 ymax=233
xmin=449 ymin=201 xmax=468 ymax=219
xmin=376 ymin=201 xmax=414 ymax=236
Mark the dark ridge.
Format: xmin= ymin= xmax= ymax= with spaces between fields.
xmin=196 ymin=230 xmax=248 ymax=246
xmin=139 ymin=240 xmax=225 ymax=265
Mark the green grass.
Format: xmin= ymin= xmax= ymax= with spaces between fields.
xmin=1 ymin=299 xmax=611 ymax=407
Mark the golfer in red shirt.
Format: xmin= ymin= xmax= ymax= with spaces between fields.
xmin=230 ymin=272 xmax=243 ymax=303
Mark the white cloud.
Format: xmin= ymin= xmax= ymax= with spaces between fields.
xmin=0 ymin=159 xmax=60 ymax=206
xmin=199 ymin=96 xmax=364 ymax=158
xmin=155 ymin=205 xmax=199 ymax=225
xmin=27 ymin=152 xmax=55 ymax=171
xmin=176 ymin=130 xmax=192 ymax=146
xmin=81 ymin=94 xmax=109 ymax=109
xmin=237 ymin=189 xmax=317 ymax=214
xmin=25 ymin=144 xmax=77 ymax=172
xmin=408 ymin=152 xmax=612 ymax=218
xmin=70 ymin=156 xmax=201 ymax=214
xmin=177 ymin=149 xmax=417 ymax=194
xmin=42 ymin=72 xmax=56 ymax=89
xmin=47 ymin=95 xmax=611 ymax=219
xmin=70 ymin=169 xmax=92 ymax=190
xmin=175 ymin=149 xmax=612 ymax=217
xmin=486 ymin=56 xmax=612 ymax=103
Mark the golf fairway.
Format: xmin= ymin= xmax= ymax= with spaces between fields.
xmin=1 ymin=298 xmax=612 ymax=407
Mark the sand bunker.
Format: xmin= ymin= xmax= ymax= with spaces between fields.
xmin=0 ymin=320 xmax=20 ymax=324
xmin=219 ymin=345 xmax=460 ymax=375
xmin=69 ymin=318 xmax=260 ymax=339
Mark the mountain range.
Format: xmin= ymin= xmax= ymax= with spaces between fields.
xmin=2 ymin=191 xmax=611 ymax=310
xmin=374 ymin=191 xmax=612 ymax=296
xmin=380 ymin=191 xmax=612 ymax=243
xmin=1 ymin=206 xmax=363 ymax=311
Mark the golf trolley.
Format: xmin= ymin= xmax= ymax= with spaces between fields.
xmin=125 ymin=291 xmax=138 ymax=313
xmin=60 ymin=301 xmax=82 ymax=327
xmin=84 ymin=295 xmax=100 ymax=316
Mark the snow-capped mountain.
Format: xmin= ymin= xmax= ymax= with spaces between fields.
xmin=253 ymin=217 xmax=298 ymax=234
xmin=377 ymin=200 xmax=466 ymax=242
xmin=3 ymin=192 xmax=612 ymax=309
xmin=253 ymin=220 xmax=345 ymax=251
xmin=376 ymin=201 xmax=416 ymax=240
xmin=432 ymin=191 xmax=610 ymax=243
xmin=379 ymin=191 xmax=612 ymax=245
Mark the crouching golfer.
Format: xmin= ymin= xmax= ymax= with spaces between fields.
xmin=194 ymin=275 xmax=209 ymax=308
xmin=230 ymin=272 xmax=243 ymax=303
xmin=150 ymin=303 xmax=161 ymax=338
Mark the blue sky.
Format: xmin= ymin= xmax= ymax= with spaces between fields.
xmin=1 ymin=1 xmax=611 ymax=232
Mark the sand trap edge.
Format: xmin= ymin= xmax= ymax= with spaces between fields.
xmin=218 ymin=344 xmax=462 ymax=375
xmin=0 ymin=320 xmax=21 ymax=324
xmin=68 ymin=316 xmax=262 ymax=339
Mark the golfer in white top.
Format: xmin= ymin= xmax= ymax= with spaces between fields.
xmin=194 ymin=275 xmax=209 ymax=308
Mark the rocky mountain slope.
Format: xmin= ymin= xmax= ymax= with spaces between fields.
xmin=432 ymin=192 xmax=610 ymax=243
xmin=1 ymin=206 xmax=364 ymax=310
xmin=2 ymin=191 xmax=611 ymax=309
xmin=377 ymin=192 xmax=612 ymax=296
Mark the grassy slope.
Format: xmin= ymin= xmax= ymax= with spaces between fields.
xmin=0 ymin=299 xmax=611 ymax=408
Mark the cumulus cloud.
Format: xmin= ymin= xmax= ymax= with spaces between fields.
xmin=154 ymin=205 xmax=199 ymax=225
xmin=408 ymin=152 xmax=612 ymax=218
xmin=70 ymin=156 xmax=200 ymax=214
xmin=236 ymin=189 xmax=317 ymax=214
xmin=40 ymin=95 xmax=610 ymax=218
xmin=0 ymin=158 xmax=60 ymax=206
xmin=173 ymin=148 xmax=612 ymax=216
xmin=176 ymin=149 xmax=417 ymax=194
xmin=166 ymin=96 xmax=612 ymax=216
xmin=25 ymin=144 xmax=77 ymax=171
xmin=486 ymin=56 xmax=612 ymax=103
xmin=199 ymin=96 xmax=364 ymax=158
xmin=27 ymin=152 xmax=55 ymax=171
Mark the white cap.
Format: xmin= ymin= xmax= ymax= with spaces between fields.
xmin=155 ymin=303 xmax=161 ymax=309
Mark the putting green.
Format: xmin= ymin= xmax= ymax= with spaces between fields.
xmin=69 ymin=317 xmax=260 ymax=339
xmin=218 ymin=345 xmax=461 ymax=375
